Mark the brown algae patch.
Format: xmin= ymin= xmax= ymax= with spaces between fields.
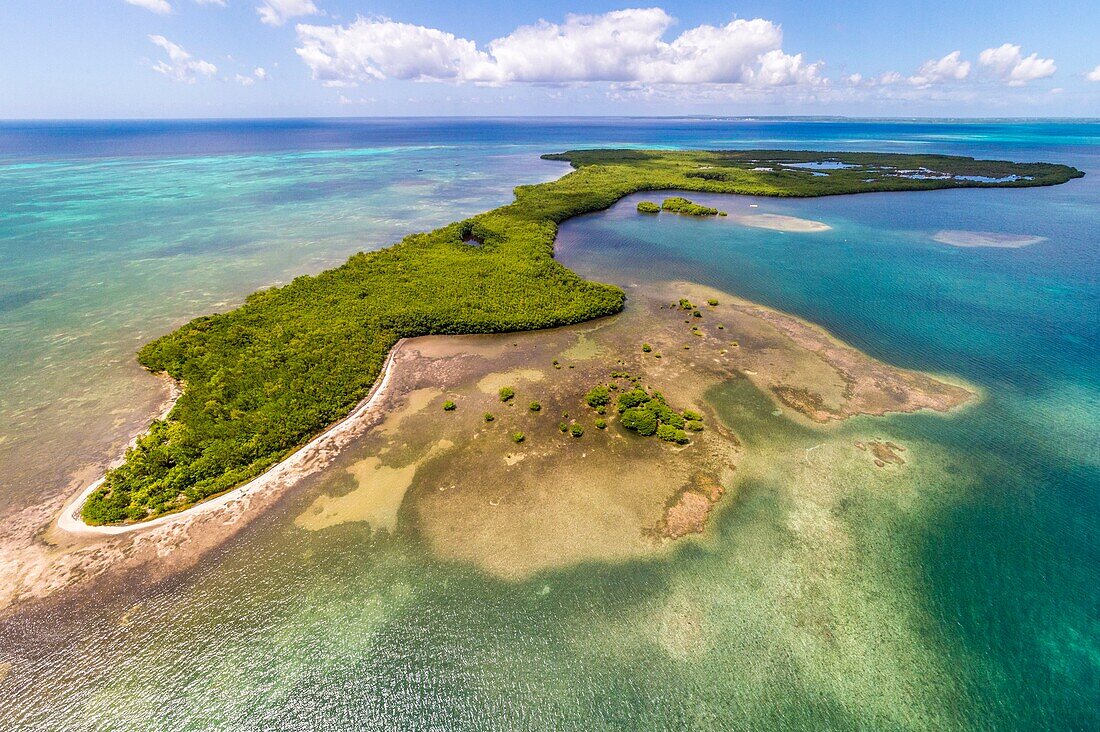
xmin=771 ymin=385 xmax=838 ymax=423
xmin=653 ymin=473 xmax=731 ymax=540
xmin=666 ymin=282 xmax=975 ymax=421
xmin=856 ymin=439 xmax=908 ymax=467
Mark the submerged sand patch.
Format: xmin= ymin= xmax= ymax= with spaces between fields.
xmin=730 ymin=213 xmax=831 ymax=232
xmin=376 ymin=387 xmax=442 ymax=437
xmin=933 ymin=230 xmax=1046 ymax=248
xmin=295 ymin=439 xmax=453 ymax=533
xmin=655 ymin=596 xmax=707 ymax=659
xmin=476 ymin=368 xmax=546 ymax=395
xmin=559 ymin=332 xmax=604 ymax=361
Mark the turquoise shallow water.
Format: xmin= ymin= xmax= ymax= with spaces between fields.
xmin=0 ymin=119 xmax=1097 ymax=729
xmin=555 ymin=185 xmax=1099 ymax=727
xmin=0 ymin=141 xmax=571 ymax=505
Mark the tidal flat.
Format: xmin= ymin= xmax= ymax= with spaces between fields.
xmin=0 ymin=277 xmax=971 ymax=609
xmin=291 ymin=280 xmax=972 ymax=580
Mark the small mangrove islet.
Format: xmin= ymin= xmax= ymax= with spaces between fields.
xmin=80 ymin=149 xmax=1083 ymax=525
xmin=660 ymin=196 xmax=723 ymax=216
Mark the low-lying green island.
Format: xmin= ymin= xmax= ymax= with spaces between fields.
xmin=660 ymin=196 xmax=723 ymax=216
xmin=82 ymin=149 xmax=1083 ymax=525
xmin=638 ymin=196 xmax=724 ymax=216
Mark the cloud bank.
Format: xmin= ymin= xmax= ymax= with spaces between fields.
xmin=295 ymin=9 xmax=822 ymax=88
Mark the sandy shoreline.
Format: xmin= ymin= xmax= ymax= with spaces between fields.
xmin=54 ymin=340 xmax=406 ymax=537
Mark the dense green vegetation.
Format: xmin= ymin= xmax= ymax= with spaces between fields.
xmin=612 ymin=384 xmax=703 ymax=444
xmin=545 ymin=149 xmax=1083 ymax=194
xmin=661 ymin=196 xmax=721 ymax=216
xmin=636 ymin=201 xmax=660 ymax=213
xmin=83 ymin=148 xmax=1082 ymax=524
xmin=656 ymin=424 xmax=690 ymax=444
xmin=584 ymin=385 xmax=612 ymax=408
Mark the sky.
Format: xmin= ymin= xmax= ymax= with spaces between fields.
xmin=1 ymin=1 xmax=1099 ymax=118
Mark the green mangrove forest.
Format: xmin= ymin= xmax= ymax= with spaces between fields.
xmin=82 ymin=149 xmax=1083 ymax=524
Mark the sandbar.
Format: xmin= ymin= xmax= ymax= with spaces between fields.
xmin=933 ymin=230 xmax=1046 ymax=248
xmin=730 ymin=214 xmax=831 ymax=232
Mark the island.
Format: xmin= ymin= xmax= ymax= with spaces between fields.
xmin=80 ymin=149 xmax=1083 ymax=525
xmin=659 ymin=196 xmax=723 ymax=216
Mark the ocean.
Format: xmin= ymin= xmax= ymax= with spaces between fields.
xmin=0 ymin=118 xmax=1097 ymax=729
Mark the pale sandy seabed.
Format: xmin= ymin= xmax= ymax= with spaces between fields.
xmin=933 ymin=229 xmax=1046 ymax=248
xmin=0 ymin=278 xmax=974 ymax=615
xmin=728 ymin=213 xmax=832 ymax=232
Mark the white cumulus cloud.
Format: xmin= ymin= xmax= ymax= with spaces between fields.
xmin=295 ymin=9 xmax=822 ymax=88
xmin=236 ymin=67 xmax=270 ymax=85
xmin=148 ymin=35 xmax=217 ymax=82
xmin=909 ymin=51 xmax=970 ymax=86
xmin=258 ymin=0 xmax=319 ymax=26
xmin=978 ymin=43 xmax=1056 ymax=86
xmin=125 ymin=0 xmax=172 ymax=13
xmin=1086 ymin=65 xmax=1100 ymax=82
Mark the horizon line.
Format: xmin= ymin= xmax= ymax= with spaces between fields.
xmin=2 ymin=114 xmax=1099 ymax=124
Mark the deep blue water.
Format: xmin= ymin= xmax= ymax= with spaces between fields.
xmin=0 ymin=118 xmax=1097 ymax=730
xmin=3 ymin=117 xmax=1099 ymax=161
